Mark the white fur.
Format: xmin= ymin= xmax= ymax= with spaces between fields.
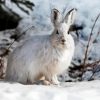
xmin=5 ymin=8 xmax=77 ymax=85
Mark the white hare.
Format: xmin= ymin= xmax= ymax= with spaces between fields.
xmin=5 ymin=8 xmax=77 ymax=85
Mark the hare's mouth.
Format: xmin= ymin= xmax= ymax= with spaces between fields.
xmin=61 ymin=39 xmax=66 ymax=45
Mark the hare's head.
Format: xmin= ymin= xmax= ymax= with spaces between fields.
xmin=50 ymin=8 xmax=77 ymax=49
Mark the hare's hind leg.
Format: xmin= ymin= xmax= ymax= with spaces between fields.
xmin=30 ymin=73 xmax=50 ymax=85
xmin=33 ymin=76 xmax=51 ymax=85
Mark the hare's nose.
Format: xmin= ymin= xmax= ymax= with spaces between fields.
xmin=61 ymin=39 xmax=66 ymax=43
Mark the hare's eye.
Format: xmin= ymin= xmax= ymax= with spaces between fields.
xmin=56 ymin=30 xmax=59 ymax=34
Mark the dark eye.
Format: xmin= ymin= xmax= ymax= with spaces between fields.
xmin=56 ymin=30 xmax=59 ymax=34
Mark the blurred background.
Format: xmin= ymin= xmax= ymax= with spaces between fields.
xmin=0 ymin=0 xmax=100 ymax=82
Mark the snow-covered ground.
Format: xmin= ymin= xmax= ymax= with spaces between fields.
xmin=0 ymin=80 xmax=100 ymax=100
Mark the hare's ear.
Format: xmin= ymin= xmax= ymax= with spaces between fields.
xmin=51 ymin=9 xmax=62 ymax=26
xmin=64 ymin=8 xmax=77 ymax=26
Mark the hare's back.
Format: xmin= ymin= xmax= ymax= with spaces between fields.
xmin=8 ymin=35 xmax=49 ymax=64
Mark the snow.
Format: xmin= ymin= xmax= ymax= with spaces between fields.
xmin=0 ymin=80 xmax=100 ymax=100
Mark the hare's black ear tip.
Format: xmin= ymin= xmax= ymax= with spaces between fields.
xmin=68 ymin=8 xmax=77 ymax=14
xmin=52 ymin=8 xmax=59 ymax=12
xmin=72 ymin=8 xmax=77 ymax=11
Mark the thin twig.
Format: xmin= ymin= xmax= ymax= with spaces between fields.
xmin=88 ymin=64 xmax=100 ymax=81
xmin=93 ymin=28 xmax=100 ymax=43
xmin=11 ymin=0 xmax=34 ymax=12
xmin=85 ymin=60 xmax=100 ymax=68
xmin=83 ymin=13 xmax=100 ymax=67
xmin=0 ymin=25 xmax=35 ymax=57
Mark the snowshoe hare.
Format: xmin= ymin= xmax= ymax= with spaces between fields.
xmin=5 ymin=8 xmax=77 ymax=85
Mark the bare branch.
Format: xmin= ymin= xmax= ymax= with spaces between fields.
xmin=15 ymin=3 xmax=29 ymax=14
xmin=93 ymin=28 xmax=100 ymax=43
xmin=11 ymin=0 xmax=34 ymax=14
xmin=83 ymin=13 xmax=100 ymax=67
xmin=85 ymin=60 xmax=100 ymax=68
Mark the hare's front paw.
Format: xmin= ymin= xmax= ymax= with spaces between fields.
xmin=51 ymin=75 xmax=60 ymax=85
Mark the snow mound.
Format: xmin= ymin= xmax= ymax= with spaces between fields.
xmin=0 ymin=80 xmax=100 ymax=100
